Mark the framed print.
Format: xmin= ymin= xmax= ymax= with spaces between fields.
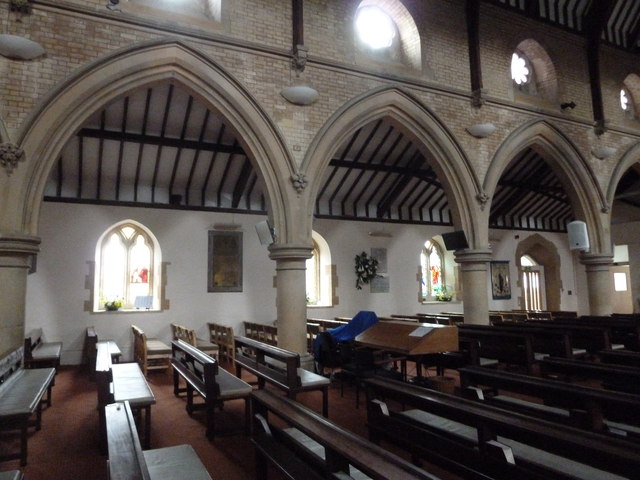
xmin=491 ymin=261 xmax=511 ymax=300
xmin=208 ymin=231 xmax=243 ymax=292
xmin=370 ymin=248 xmax=387 ymax=273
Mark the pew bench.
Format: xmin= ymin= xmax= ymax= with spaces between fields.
xmin=131 ymin=324 xmax=171 ymax=376
xmin=23 ymin=328 xmax=62 ymax=370
xmin=459 ymin=365 xmax=640 ymax=438
xmin=251 ymin=388 xmax=441 ymax=480
xmin=234 ymin=335 xmax=330 ymax=417
xmin=96 ymin=342 xmax=155 ymax=451
xmin=0 ymin=347 xmax=55 ymax=466
xmin=171 ymin=323 xmax=219 ymax=359
xmin=207 ymin=322 xmax=235 ymax=363
xmin=106 ymin=401 xmax=212 ymax=480
xmin=84 ymin=326 xmax=121 ymax=375
xmin=364 ymin=376 xmax=639 ymax=480
xmin=171 ymin=339 xmax=252 ymax=439
xmin=540 ymin=356 xmax=640 ymax=394
xmin=599 ymin=348 xmax=640 ymax=368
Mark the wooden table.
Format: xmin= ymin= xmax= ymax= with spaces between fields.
xmin=355 ymin=321 xmax=458 ymax=379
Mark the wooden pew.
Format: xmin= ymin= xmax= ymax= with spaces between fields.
xmin=105 ymin=401 xmax=211 ymax=480
xmin=23 ymin=328 xmax=62 ymax=370
xmin=207 ymin=322 xmax=235 ymax=363
xmin=96 ymin=342 xmax=155 ymax=451
xmin=459 ymin=365 xmax=640 ymax=438
xmin=171 ymin=339 xmax=252 ymax=439
xmin=306 ymin=317 xmax=349 ymax=332
xmin=171 ymin=323 xmax=219 ymax=358
xmin=599 ymin=349 xmax=640 ymax=368
xmin=540 ymin=356 xmax=640 ymax=394
xmin=251 ymin=388 xmax=442 ymax=480
xmin=0 ymin=346 xmax=55 ymax=466
xmin=490 ymin=321 xmax=582 ymax=359
xmin=131 ymin=324 xmax=171 ymax=376
xmin=364 ymin=376 xmax=640 ymax=480
xmin=457 ymin=324 xmax=536 ymax=373
xmin=83 ymin=326 xmax=121 ymax=375
xmin=552 ymin=316 xmax=640 ymax=351
xmin=520 ymin=320 xmax=614 ymax=355
xmin=243 ymin=321 xmax=278 ymax=346
xmin=234 ymin=336 xmax=330 ymax=417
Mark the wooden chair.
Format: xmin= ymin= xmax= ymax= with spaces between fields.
xmin=170 ymin=323 xmax=219 ymax=359
xmin=131 ymin=324 xmax=171 ymax=376
xmin=208 ymin=322 xmax=235 ymax=363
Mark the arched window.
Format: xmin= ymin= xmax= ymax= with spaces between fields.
xmin=353 ymin=0 xmax=422 ymax=72
xmin=510 ymin=39 xmax=558 ymax=106
xmin=94 ymin=220 xmax=162 ymax=311
xmin=306 ymin=231 xmax=333 ymax=307
xmin=621 ymin=74 xmax=640 ymax=121
xmin=420 ymin=239 xmax=445 ymax=300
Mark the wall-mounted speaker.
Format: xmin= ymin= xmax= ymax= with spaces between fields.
xmin=441 ymin=230 xmax=469 ymax=251
xmin=255 ymin=220 xmax=275 ymax=246
xmin=567 ymin=220 xmax=589 ymax=251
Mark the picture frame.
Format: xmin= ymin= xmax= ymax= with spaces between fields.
xmin=208 ymin=231 xmax=243 ymax=292
xmin=491 ymin=261 xmax=511 ymax=300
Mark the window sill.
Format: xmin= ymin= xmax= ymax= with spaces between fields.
xmin=307 ymin=304 xmax=333 ymax=309
xmin=94 ymin=308 xmax=161 ymax=313
xmin=420 ymin=300 xmax=462 ymax=305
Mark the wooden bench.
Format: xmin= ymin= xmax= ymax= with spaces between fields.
xmin=457 ymin=324 xmax=536 ymax=373
xmin=131 ymin=324 xmax=171 ymax=376
xmin=84 ymin=326 xmax=121 ymax=375
xmin=599 ymin=348 xmax=640 ymax=368
xmin=306 ymin=317 xmax=349 ymax=332
xmin=540 ymin=356 xmax=640 ymax=394
xmin=524 ymin=320 xmax=617 ymax=354
xmin=234 ymin=336 xmax=331 ymax=417
xmin=171 ymin=323 xmax=219 ymax=359
xmin=105 ymin=400 xmax=211 ymax=480
xmin=459 ymin=365 xmax=640 ymax=438
xmin=0 ymin=346 xmax=56 ymax=466
xmin=96 ymin=342 xmax=155 ymax=451
xmin=490 ymin=321 xmax=584 ymax=359
xmin=251 ymin=388 xmax=442 ymax=480
xmin=171 ymin=339 xmax=252 ymax=439
xmin=364 ymin=376 xmax=640 ymax=480
xmin=207 ymin=322 xmax=235 ymax=363
xmin=244 ymin=321 xmax=278 ymax=345
xmin=24 ymin=328 xmax=62 ymax=370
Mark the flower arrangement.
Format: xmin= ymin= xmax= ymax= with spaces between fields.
xmin=354 ymin=251 xmax=378 ymax=290
xmin=433 ymin=285 xmax=454 ymax=302
xmin=103 ymin=298 xmax=122 ymax=311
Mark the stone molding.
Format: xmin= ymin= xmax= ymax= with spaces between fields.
xmin=0 ymin=143 xmax=25 ymax=176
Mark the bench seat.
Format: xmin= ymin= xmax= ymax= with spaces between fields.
xmin=401 ymin=409 xmax=626 ymax=479
xmin=24 ymin=328 xmax=62 ymax=370
xmin=0 ymin=367 xmax=56 ymax=466
xmin=0 ymin=471 xmax=23 ymax=480
xmin=111 ymin=363 xmax=156 ymax=407
xmin=143 ymin=444 xmax=212 ymax=480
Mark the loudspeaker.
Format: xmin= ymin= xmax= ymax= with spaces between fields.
xmin=255 ymin=220 xmax=275 ymax=246
xmin=441 ymin=230 xmax=469 ymax=251
xmin=567 ymin=220 xmax=589 ymax=251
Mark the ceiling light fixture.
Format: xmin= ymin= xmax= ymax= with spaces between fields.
xmin=0 ymin=34 xmax=45 ymax=59
xmin=591 ymin=146 xmax=616 ymax=160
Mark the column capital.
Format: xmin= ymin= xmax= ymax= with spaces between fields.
xmin=454 ymin=248 xmax=492 ymax=271
xmin=0 ymin=233 xmax=40 ymax=268
xmin=268 ymin=243 xmax=313 ymax=262
xmin=580 ymin=252 xmax=613 ymax=271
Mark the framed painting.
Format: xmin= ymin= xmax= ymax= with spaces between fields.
xmin=491 ymin=261 xmax=511 ymax=300
xmin=208 ymin=231 xmax=243 ymax=292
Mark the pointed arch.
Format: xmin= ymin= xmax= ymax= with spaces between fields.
xmin=303 ymin=86 xmax=484 ymax=247
xmin=12 ymin=38 xmax=296 ymax=241
xmin=515 ymin=233 xmax=562 ymax=310
xmin=0 ymin=116 xmax=9 ymax=144
xmin=607 ymin=142 xmax=640 ymax=207
xmin=484 ymin=119 xmax=607 ymax=251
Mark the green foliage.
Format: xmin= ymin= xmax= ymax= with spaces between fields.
xmin=354 ymin=251 xmax=378 ymax=290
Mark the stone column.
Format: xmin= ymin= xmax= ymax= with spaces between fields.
xmin=581 ymin=253 xmax=613 ymax=316
xmin=455 ymin=249 xmax=492 ymax=325
xmin=0 ymin=234 xmax=40 ymax=358
xmin=268 ymin=243 xmax=313 ymax=362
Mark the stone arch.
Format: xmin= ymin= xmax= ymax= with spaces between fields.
xmin=303 ymin=86 xmax=484 ymax=247
xmin=9 ymin=38 xmax=296 ymax=242
xmin=0 ymin=116 xmax=9 ymax=144
xmin=512 ymin=38 xmax=558 ymax=105
xmin=607 ymin=141 xmax=640 ymax=207
xmin=484 ymin=119 xmax=607 ymax=252
xmin=354 ymin=0 xmax=421 ymax=71
xmin=515 ymin=233 xmax=562 ymax=311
